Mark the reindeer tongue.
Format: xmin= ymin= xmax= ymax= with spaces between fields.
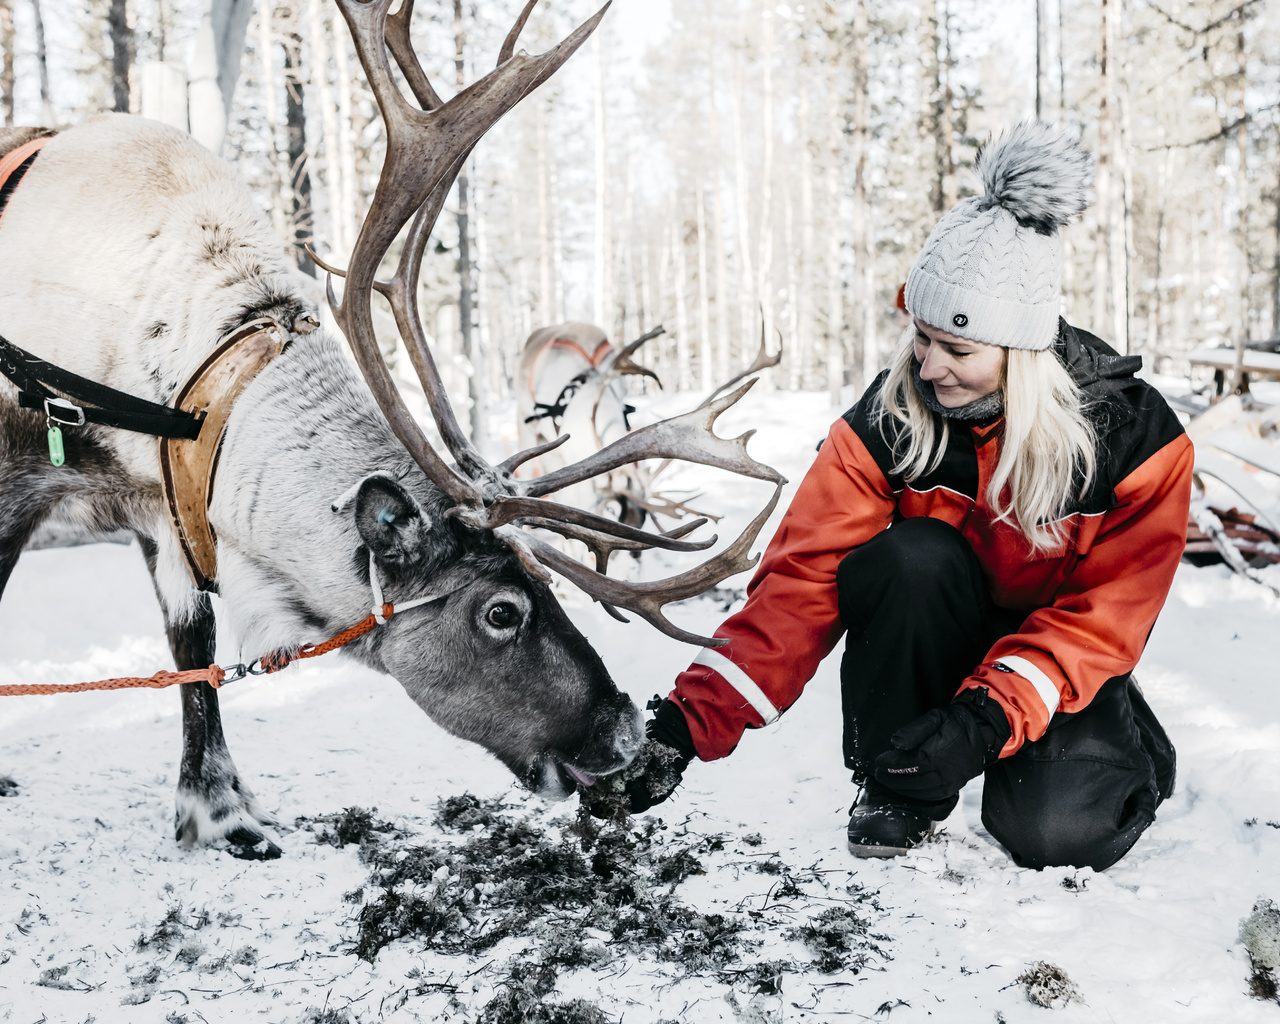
xmin=564 ymin=764 xmax=598 ymax=789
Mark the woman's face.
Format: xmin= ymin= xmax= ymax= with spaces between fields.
xmin=912 ymin=317 xmax=1006 ymax=407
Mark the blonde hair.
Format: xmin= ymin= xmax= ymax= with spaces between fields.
xmin=876 ymin=327 xmax=1097 ymax=553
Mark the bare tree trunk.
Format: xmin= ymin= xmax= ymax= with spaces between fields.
xmin=0 ymin=0 xmax=14 ymax=127
xmin=454 ymin=0 xmax=484 ymax=448
xmin=1035 ymin=0 xmax=1046 ymax=119
xmin=918 ymin=0 xmax=941 ymax=213
xmin=1092 ymin=0 xmax=1112 ymax=338
xmin=1232 ymin=16 xmax=1250 ymax=390
xmin=622 ymin=152 xmax=639 ymax=343
xmin=536 ymin=100 xmax=551 ymax=325
xmin=282 ymin=28 xmax=313 ymax=277
xmin=785 ymin=183 xmax=799 ymax=389
xmin=657 ymin=221 xmax=672 ymax=384
xmin=257 ymin=4 xmax=287 ymax=245
xmin=1111 ymin=5 xmax=1131 ymax=353
xmin=709 ymin=43 xmax=731 ymax=382
xmin=109 ymin=0 xmax=133 ymax=113
xmin=592 ymin=35 xmax=608 ymax=327
xmin=1148 ymin=146 xmax=1174 ymax=365
xmin=640 ymin=239 xmax=654 ymax=345
xmin=732 ymin=61 xmax=755 ymax=375
xmin=514 ymin=198 xmax=531 ymax=342
xmin=1057 ymin=0 xmax=1066 ymax=119
xmin=799 ymin=79 xmax=815 ymax=390
xmin=826 ymin=84 xmax=844 ymax=406
xmin=696 ymin=181 xmax=712 ymax=390
xmin=757 ymin=5 xmax=775 ymax=386
xmin=190 ymin=0 xmax=253 ymax=155
xmin=551 ymin=155 xmax=564 ymax=323
xmin=939 ymin=0 xmax=956 ymax=210
xmin=32 ymin=0 xmax=52 ymax=124
xmin=851 ymin=0 xmax=871 ymax=391
xmin=673 ymin=197 xmax=691 ymax=391
xmin=1273 ymin=156 xmax=1280 ymax=339
xmin=333 ymin=12 xmax=358 ymax=257
xmin=308 ymin=0 xmax=343 ymax=255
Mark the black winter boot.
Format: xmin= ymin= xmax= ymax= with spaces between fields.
xmin=846 ymin=782 xmax=954 ymax=858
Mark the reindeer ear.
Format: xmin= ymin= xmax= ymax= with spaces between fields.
xmin=353 ymin=475 xmax=431 ymax=566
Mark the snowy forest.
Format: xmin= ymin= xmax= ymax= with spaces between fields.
xmin=5 ymin=0 xmax=1280 ymax=1022
xmin=3 ymin=0 xmax=1279 ymax=417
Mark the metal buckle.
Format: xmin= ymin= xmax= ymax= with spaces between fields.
xmin=43 ymin=396 xmax=86 ymax=427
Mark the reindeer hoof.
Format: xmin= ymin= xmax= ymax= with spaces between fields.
xmin=224 ymin=827 xmax=282 ymax=861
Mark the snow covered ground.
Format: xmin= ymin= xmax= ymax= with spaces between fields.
xmin=2 ymin=388 xmax=1280 ymax=1023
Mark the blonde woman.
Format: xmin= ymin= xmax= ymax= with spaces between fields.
xmin=612 ymin=122 xmax=1193 ymax=870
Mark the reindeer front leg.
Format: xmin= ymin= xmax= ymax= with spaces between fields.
xmin=137 ymin=538 xmax=280 ymax=859
xmin=170 ymin=597 xmax=280 ymax=860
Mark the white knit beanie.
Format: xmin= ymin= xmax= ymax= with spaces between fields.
xmin=905 ymin=121 xmax=1094 ymax=351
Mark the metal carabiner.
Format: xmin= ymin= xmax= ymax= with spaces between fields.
xmin=219 ymin=663 xmax=248 ymax=685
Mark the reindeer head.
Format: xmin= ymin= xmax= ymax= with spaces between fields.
xmin=311 ymin=0 xmax=785 ymax=797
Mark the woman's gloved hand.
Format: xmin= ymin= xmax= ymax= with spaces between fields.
xmin=578 ymin=698 xmax=695 ymax=820
xmin=873 ymin=687 xmax=1011 ymax=802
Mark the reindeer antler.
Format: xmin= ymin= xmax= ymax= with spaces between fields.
xmin=329 ymin=0 xmax=786 ymax=647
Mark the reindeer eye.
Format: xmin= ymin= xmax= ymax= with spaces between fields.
xmin=487 ymin=603 xmax=520 ymax=629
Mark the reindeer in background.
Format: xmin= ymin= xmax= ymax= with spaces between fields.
xmin=516 ymin=322 xmax=782 ymax=543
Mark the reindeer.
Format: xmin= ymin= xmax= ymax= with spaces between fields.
xmin=516 ymin=322 xmax=782 ymax=535
xmin=0 ymin=0 xmax=783 ymax=860
xmin=516 ymin=322 xmax=659 ymax=532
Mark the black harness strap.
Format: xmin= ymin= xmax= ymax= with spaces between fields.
xmin=0 ymin=333 xmax=204 ymax=440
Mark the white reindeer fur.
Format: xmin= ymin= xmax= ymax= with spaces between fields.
xmin=0 ymin=114 xmax=393 ymax=653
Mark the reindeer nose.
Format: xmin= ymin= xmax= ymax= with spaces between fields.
xmin=611 ymin=700 xmax=644 ymax=766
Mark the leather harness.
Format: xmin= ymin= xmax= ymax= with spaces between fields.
xmin=158 ymin=318 xmax=292 ymax=590
xmin=0 ymin=131 xmax=312 ymax=592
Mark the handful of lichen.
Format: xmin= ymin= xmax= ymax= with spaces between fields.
xmin=576 ymin=738 xmax=688 ymax=822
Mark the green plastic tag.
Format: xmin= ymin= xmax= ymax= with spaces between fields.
xmin=47 ymin=424 xmax=65 ymax=467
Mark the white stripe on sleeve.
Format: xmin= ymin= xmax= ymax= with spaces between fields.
xmin=994 ymin=655 xmax=1061 ymax=720
xmin=693 ymin=647 xmax=781 ymax=725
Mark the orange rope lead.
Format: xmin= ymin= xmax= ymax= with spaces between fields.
xmin=0 ymin=665 xmax=225 ymax=697
xmin=0 ymin=601 xmax=396 ymax=697
xmin=259 ymin=606 xmax=390 ymax=674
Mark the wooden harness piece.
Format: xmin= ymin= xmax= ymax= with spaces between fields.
xmin=159 ymin=318 xmax=289 ymax=590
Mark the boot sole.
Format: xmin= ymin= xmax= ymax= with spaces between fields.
xmin=848 ymin=841 xmax=909 ymax=858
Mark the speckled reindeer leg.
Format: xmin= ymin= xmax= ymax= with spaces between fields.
xmin=0 ymin=456 xmax=54 ymax=800
xmin=136 ymin=535 xmax=281 ymax=861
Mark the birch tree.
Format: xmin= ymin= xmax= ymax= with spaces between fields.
xmin=0 ymin=0 xmax=13 ymax=127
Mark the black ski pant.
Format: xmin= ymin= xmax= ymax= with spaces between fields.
xmin=836 ymin=516 xmax=1176 ymax=871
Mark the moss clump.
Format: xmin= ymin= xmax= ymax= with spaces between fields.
xmin=136 ymin=905 xmax=210 ymax=953
xmin=1016 ymin=962 xmax=1082 ymax=1007
xmin=785 ymin=905 xmax=881 ymax=974
xmin=1240 ymin=898 xmax=1280 ymax=1002
xmin=478 ymin=963 xmax=608 ymax=1024
xmin=303 ymin=806 xmax=401 ymax=852
xmin=1240 ymin=899 xmax=1280 ymax=970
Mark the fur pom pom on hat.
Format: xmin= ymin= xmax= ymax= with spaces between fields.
xmin=905 ymin=121 xmax=1094 ymax=351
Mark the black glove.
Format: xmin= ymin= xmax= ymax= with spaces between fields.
xmin=873 ymin=687 xmax=1011 ymax=803
xmin=579 ymin=698 xmax=695 ymax=819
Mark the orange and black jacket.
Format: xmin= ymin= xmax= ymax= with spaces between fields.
xmin=668 ymin=321 xmax=1193 ymax=761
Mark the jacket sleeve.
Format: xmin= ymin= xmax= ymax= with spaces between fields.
xmin=959 ymin=433 xmax=1194 ymax=755
xmin=668 ymin=415 xmax=897 ymax=760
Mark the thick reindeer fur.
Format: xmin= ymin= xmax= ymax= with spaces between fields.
xmin=975 ymin=120 xmax=1093 ymax=235
xmin=0 ymin=115 xmax=642 ymax=857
